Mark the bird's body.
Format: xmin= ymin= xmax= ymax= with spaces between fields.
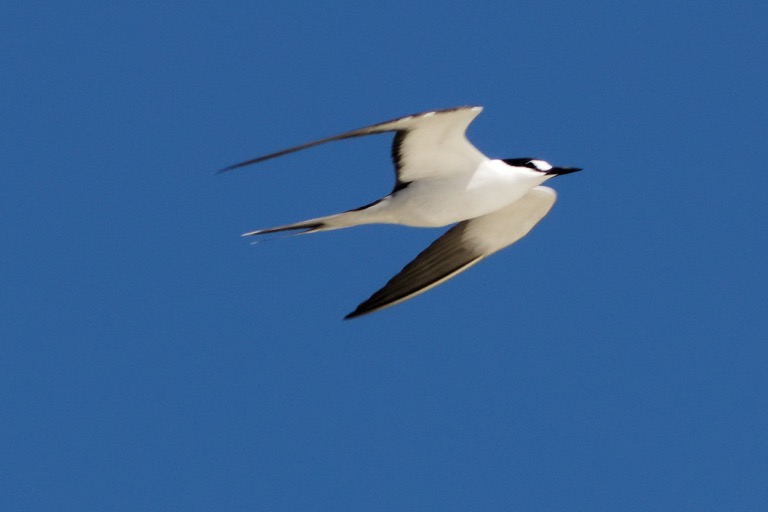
xmin=221 ymin=106 xmax=581 ymax=318
xmin=382 ymin=159 xmax=550 ymax=227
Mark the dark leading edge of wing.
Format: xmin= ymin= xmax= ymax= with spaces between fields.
xmin=216 ymin=130 xmax=375 ymax=174
xmin=344 ymin=222 xmax=485 ymax=319
xmin=344 ymin=186 xmax=560 ymax=319
xmin=216 ymin=105 xmax=480 ymax=174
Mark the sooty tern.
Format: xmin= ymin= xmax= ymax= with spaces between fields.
xmin=220 ymin=106 xmax=581 ymax=318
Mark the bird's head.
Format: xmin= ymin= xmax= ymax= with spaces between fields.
xmin=502 ymin=158 xmax=582 ymax=178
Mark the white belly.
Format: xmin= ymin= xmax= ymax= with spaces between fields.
xmin=385 ymin=162 xmax=546 ymax=227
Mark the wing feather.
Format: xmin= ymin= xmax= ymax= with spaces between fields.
xmin=218 ymin=106 xmax=486 ymax=186
xmin=344 ymin=223 xmax=485 ymax=319
xmin=345 ymin=187 xmax=557 ymax=318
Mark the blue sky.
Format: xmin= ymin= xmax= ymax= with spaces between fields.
xmin=2 ymin=1 xmax=767 ymax=510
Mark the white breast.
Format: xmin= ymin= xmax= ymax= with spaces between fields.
xmin=386 ymin=160 xmax=548 ymax=227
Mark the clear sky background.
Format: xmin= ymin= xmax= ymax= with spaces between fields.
xmin=3 ymin=1 xmax=767 ymax=510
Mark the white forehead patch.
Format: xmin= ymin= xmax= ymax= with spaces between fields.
xmin=529 ymin=159 xmax=552 ymax=172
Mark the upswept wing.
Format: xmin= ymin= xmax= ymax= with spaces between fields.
xmin=345 ymin=186 xmax=557 ymax=319
xmin=219 ymin=106 xmax=487 ymax=188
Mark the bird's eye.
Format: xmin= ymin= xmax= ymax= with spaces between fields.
xmin=524 ymin=160 xmax=540 ymax=170
xmin=501 ymin=158 xmax=545 ymax=170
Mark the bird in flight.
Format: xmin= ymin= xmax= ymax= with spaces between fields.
xmin=220 ymin=106 xmax=581 ymax=319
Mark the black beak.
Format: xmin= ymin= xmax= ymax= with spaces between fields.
xmin=546 ymin=166 xmax=582 ymax=176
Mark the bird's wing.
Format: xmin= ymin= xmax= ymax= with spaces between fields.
xmin=345 ymin=186 xmax=557 ymax=319
xmin=218 ymin=106 xmax=487 ymax=188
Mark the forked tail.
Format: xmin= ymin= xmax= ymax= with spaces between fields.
xmin=242 ymin=202 xmax=386 ymax=237
xmin=242 ymin=217 xmax=328 ymax=237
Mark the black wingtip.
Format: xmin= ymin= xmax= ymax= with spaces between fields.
xmin=216 ymin=157 xmax=263 ymax=174
xmin=343 ymin=309 xmax=363 ymax=320
xmin=216 ymin=164 xmax=242 ymax=175
xmin=344 ymin=302 xmax=379 ymax=320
